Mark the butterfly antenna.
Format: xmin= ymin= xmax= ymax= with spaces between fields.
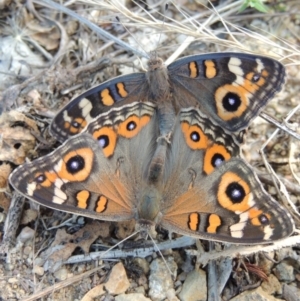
xmin=148 ymin=232 xmax=175 ymax=277
xmin=156 ymin=3 xmax=169 ymax=56
xmin=115 ymin=16 xmax=149 ymax=62
xmin=97 ymin=229 xmax=141 ymax=260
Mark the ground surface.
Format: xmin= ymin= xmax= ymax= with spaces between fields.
xmin=0 ymin=1 xmax=300 ymax=301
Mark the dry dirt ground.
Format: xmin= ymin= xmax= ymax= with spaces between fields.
xmin=0 ymin=1 xmax=300 ymax=300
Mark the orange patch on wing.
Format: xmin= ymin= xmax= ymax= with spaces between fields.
xmin=249 ymin=208 xmax=270 ymax=226
xmin=64 ymin=121 xmax=72 ymax=130
xmin=203 ymin=144 xmax=231 ymax=174
xmin=58 ymin=148 xmax=94 ymax=181
xmin=117 ymin=115 xmax=150 ymax=138
xmin=101 ymin=88 xmax=114 ymax=106
xmin=189 ymin=62 xmax=198 ymax=78
xmin=95 ymin=195 xmax=108 ymax=213
xmin=217 ymin=172 xmax=251 ymax=212
xmin=116 ymin=82 xmax=128 ymax=97
xmin=188 ymin=212 xmax=200 ymax=231
xmin=246 ymin=72 xmax=266 ymax=88
xmin=44 ymin=171 xmax=58 ymax=184
xmin=76 ymin=190 xmax=90 ymax=209
xmin=34 ymin=171 xmax=57 ymax=187
xmin=204 ymin=60 xmax=217 ymax=79
xmin=181 ymin=122 xmax=208 ymax=150
xmin=240 ymin=72 xmax=265 ymax=95
xmin=64 ymin=117 xmax=87 ymax=134
xmin=207 ymin=214 xmax=221 ymax=233
xmin=93 ymin=126 xmax=117 ymax=157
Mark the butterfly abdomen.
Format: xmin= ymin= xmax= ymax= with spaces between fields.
xmin=137 ymin=186 xmax=161 ymax=223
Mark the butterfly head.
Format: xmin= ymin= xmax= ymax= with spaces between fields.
xmin=147 ymin=56 xmax=164 ymax=72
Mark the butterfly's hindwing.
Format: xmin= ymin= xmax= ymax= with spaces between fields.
xmin=158 ymin=107 xmax=294 ymax=243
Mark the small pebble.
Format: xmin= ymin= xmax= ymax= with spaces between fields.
xmin=23 ymin=246 xmax=32 ymax=255
xmin=33 ymin=265 xmax=44 ymax=276
xmin=273 ymin=261 xmax=295 ymax=282
xmin=54 ymin=267 xmax=68 ymax=281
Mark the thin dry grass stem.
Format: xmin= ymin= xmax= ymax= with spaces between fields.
xmin=207 ymin=0 xmax=241 ymax=45
xmin=260 ymin=104 xmax=300 ymax=223
xmin=289 ymin=145 xmax=300 ymax=185
xmin=197 ymin=235 xmax=300 ymax=265
xmin=259 ymin=112 xmax=300 ymax=141
xmin=64 ymin=236 xmax=195 ymax=265
xmin=180 ymin=0 xmax=242 ymax=23
xmin=164 ymin=1 xmax=221 ymax=63
xmin=27 ymin=0 xmax=300 ymax=68
xmin=230 ymin=23 xmax=300 ymax=59
xmin=33 ymin=0 xmax=148 ymax=58
xmin=115 ymin=13 xmax=222 ymax=58
xmin=104 ymin=0 xmax=300 ymax=66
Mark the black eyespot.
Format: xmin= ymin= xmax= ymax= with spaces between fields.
xmin=98 ymin=135 xmax=109 ymax=148
xmin=71 ymin=121 xmax=80 ymax=129
xmin=259 ymin=214 xmax=270 ymax=225
xmin=252 ymin=73 xmax=261 ymax=82
xmin=225 ymin=182 xmax=245 ymax=203
xmin=212 ymin=153 xmax=225 ymax=168
xmin=126 ymin=121 xmax=137 ymax=131
xmin=190 ymin=131 xmax=200 ymax=142
xmin=14 ymin=143 xmax=21 ymax=149
xmin=66 ymin=155 xmax=85 ymax=174
xmin=222 ymin=92 xmax=241 ymax=112
xmin=36 ymin=174 xmax=46 ymax=183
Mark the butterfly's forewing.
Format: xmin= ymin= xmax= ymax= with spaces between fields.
xmin=159 ymin=108 xmax=294 ymax=243
xmin=168 ymin=52 xmax=285 ymax=132
xmin=51 ymin=53 xmax=285 ymax=142
xmin=50 ymin=73 xmax=148 ymax=142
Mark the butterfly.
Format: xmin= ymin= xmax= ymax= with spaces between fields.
xmin=50 ymin=52 xmax=286 ymax=143
xmin=9 ymin=102 xmax=294 ymax=243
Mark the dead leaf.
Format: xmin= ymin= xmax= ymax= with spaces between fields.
xmin=41 ymin=221 xmax=110 ymax=272
xmin=21 ymin=209 xmax=38 ymax=225
xmin=27 ymin=20 xmax=61 ymax=51
xmin=115 ymin=219 xmax=135 ymax=240
xmin=0 ymin=111 xmax=38 ymax=165
xmin=0 ymin=163 xmax=12 ymax=212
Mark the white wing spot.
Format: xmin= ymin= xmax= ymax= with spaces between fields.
xmin=53 ymin=187 xmax=67 ymax=204
xmin=256 ymin=58 xmax=264 ymax=74
xmin=54 ymin=160 xmax=63 ymax=174
xmin=228 ymin=57 xmax=244 ymax=76
xmin=79 ymin=98 xmax=93 ymax=123
xmin=230 ymin=211 xmax=248 ymax=238
xmin=263 ymin=225 xmax=273 ymax=240
xmin=27 ymin=182 xmax=37 ymax=196
xmin=63 ymin=110 xmax=72 ymax=123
